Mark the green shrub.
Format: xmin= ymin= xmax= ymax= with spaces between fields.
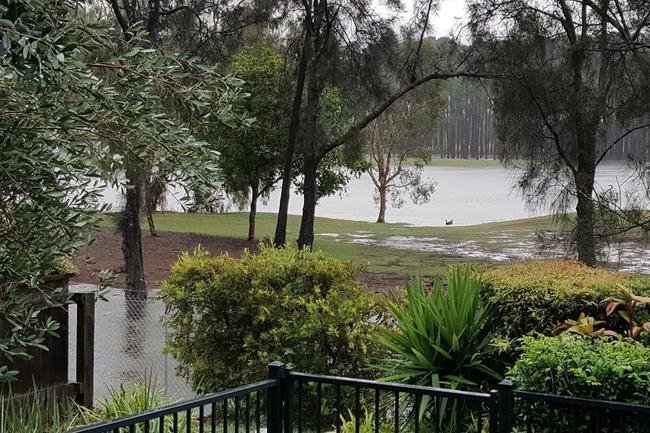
xmin=379 ymin=267 xmax=496 ymax=388
xmin=377 ymin=266 xmax=496 ymax=432
xmin=508 ymin=334 xmax=650 ymax=432
xmin=510 ymin=334 xmax=650 ymax=401
xmin=482 ymin=260 xmax=650 ymax=341
xmin=161 ymin=246 xmax=384 ymax=393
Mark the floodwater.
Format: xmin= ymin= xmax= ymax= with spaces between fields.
xmin=101 ymin=161 xmax=639 ymax=226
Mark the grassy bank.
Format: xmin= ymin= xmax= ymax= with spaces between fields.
xmin=403 ymin=157 xmax=526 ymax=168
xmin=100 ymin=212 xmax=560 ymax=275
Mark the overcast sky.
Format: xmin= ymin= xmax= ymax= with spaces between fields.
xmin=432 ymin=0 xmax=468 ymax=37
xmin=377 ymin=0 xmax=469 ymax=38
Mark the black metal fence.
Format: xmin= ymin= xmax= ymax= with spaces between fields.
xmin=68 ymin=362 xmax=650 ymax=433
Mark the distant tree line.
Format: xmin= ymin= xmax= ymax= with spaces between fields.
xmin=428 ymin=74 xmax=649 ymax=162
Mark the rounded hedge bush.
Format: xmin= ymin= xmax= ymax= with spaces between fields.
xmin=481 ymin=260 xmax=650 ymax=341
xmin=161 ymin=246 xmax=385 ymax=393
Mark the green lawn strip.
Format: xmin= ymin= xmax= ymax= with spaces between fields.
xmin=401 ymin=157 xmax=527 ymax=168
xmin=99 ymin=212 xmax=559 ymax=275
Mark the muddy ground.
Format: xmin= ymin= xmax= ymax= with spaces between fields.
xmin=72 ymin=228 xmax=405 ymax=293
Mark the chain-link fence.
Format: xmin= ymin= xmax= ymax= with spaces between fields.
xmin=69 ymin=286 xmax=195 ymax=403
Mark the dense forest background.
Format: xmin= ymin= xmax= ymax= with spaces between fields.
xmin=431 ymin=76 xmax=649 ymax=161
xmin=428 ymin=37 xmax=649 ymax=161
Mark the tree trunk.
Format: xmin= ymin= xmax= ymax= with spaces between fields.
xmin=121 ymin=168 xmax=146 ymax=292
xmin=248 ymin=189 xmax=258 ymax=241
xmin=143 ymin=173 xmax=164 ymax=237
xmin=377 ymin=186 xmax=387 ymax=223
xmin=297 ymin=157 xmax=318 ymax=249
xmin=145 ymin=204 xmax=157 ymax=237
xmin=273 ymin=24 xmax=311 ymax=247
xmin=575 ymin=170 xmax=597 ymax=266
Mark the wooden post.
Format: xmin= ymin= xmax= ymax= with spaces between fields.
xmin=73 ymin=293 xmax=95 ymax=408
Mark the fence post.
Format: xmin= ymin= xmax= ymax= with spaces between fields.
xmin=283 ymin=367 xmax=293 ymax=433
xmin=74 ymin=292 xmax=95 ymax=408
xmin=498 ymin=380 xmax=514 ymax=433
xmin=268 ymin=361 xmax=286 ymax=433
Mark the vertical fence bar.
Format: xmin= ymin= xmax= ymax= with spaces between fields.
xmin=498 ymin=380 xmax=514 ymax=433
xmin=316 ymin=382 xmax=322 ymax=433
xmin=256 ymin=392 xmax=261 ymax=433
xmin=246 ymin=394 xmax=251 ymax=433
xmin=224 ymin=399 xmax=229 ymax=433
xmin=374 ymin=388 xmax=380 ymax=433
xmin=355 ymin=387 xmax=361 ymax=433
xmin=489 ymin=390 xmax=499 ymax=433
xmin=414 ymin=394 xmax=421 ymax=433
xmin=336 ymin=383 xmax=342 ymax=433
xmin=268 ymin=361 xmax=285 ymax=433
xmin=212 ymin=402 xmax=217 ymax=433
xmin=394 ymin=391 xmax=399 ymax=433
xmin=298 ymin=381 xmax=303 ymax=433
xmin=235 ymin=397 xmax=240 ymax=433
xmin=284 ymin=370 xmax=293 ymax=433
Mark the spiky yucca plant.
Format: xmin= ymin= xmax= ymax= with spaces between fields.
xmin=378 ymin=266 xmax=497 ymax=432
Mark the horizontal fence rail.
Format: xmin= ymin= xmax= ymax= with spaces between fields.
xmin=510 ymin=387 xmax=650 ymax=433
xmin=67 ymin=363 xmax=650 ymax=433
xmin=286 ymin=370 xmax=498 ymax=433
xmin=67 ymin=379 xmax=278 ymax=433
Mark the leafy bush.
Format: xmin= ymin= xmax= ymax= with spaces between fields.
xmin=378 ymin=266 xmax=496 ymax=432
xmin=482 ymin=260 xmax=650 ymax=341
xmin=508 ymin=334 xmax=650 ymax=432
xmin=161 ymin=246 xmax=384 ymax=393
xmin=510 ymin=334 xmax=650 ymax=401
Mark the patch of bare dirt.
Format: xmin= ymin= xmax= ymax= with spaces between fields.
xmin=72 ymin=228 xmax=403 ymax=292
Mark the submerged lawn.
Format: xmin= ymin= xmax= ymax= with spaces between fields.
xmin=100 ymin=212 xmax=560 ymax=276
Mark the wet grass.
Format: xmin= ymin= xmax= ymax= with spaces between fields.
xmin=403 ymin=157 xmax=526 ymax=168
xmin=100 ymin=212 xmax=561 ymax=276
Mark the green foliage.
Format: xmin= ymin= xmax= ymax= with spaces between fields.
xmin=53 ymin=256 xmax=79 ymax=276
xmin=377 ymin=267 xmax=496 ymax=432
xmin=481 ymin=260 xmax=650 ymax=341
xmin=0 ymin=391 xmax=79 ymax=433
xmin=379 ymin=267 xmax=496 ymax=388
xmin=77 ymin=381 xmax=195 ymax=432
xmin=554 ymin=313 xmax=616 ymax=338
xmin=604 ymin=285 xmax=650 ymax=340
xmin=161 ymin=246 xmax=384 ymax=393
xmin=338 ymin=408 xmax=393 ymax=433
xmin=208 ymin=42 xmax=287 ymax=213
xmin=1 ymin=0 xmax=247 ymax=381
xmin=0 ymin=0 xmax=105 ymax=382
xmin=509 ymin=335 xmax=650 ymax=432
